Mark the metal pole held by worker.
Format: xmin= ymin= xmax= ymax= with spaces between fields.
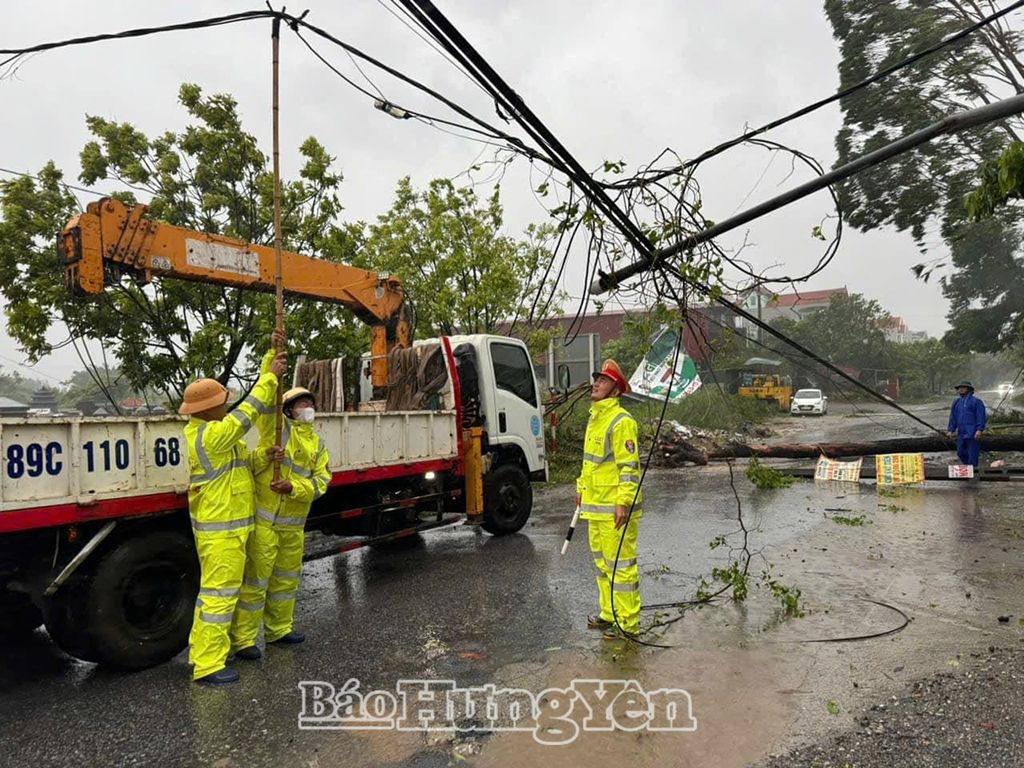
xmin=271 ymin=12 xmax=285 ymax=481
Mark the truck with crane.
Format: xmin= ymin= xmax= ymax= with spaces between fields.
xmin=0 ymin=197 xmax=546 ymax=670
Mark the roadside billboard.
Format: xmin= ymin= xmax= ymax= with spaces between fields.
xmin=628 ymin=326 xmax=702 ymax=402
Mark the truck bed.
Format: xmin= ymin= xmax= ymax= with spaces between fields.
xmin=0 ymin=410 xmax=458 ymax=532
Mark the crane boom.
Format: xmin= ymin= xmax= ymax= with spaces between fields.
xmin=60 ymin=197 xmax=412 ymax=390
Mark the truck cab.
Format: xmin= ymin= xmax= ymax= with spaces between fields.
xmin=444 ymin=334 xmax=546 ymax=479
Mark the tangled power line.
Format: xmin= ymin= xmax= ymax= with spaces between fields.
xmin=4 ymin=3 xmax=1024 ymax=640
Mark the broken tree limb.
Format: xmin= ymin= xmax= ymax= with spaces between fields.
xmin=656 ymin=434 xmax=1024 ymax=466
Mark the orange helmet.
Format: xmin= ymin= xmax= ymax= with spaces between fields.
xmin=178 ymin=378 xmax=229 ymax=415
xmin=593 ymin=358 xmax=631 ymax=394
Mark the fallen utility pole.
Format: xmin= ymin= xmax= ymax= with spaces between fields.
xmin=658 ymin=434 xmax=1024 ymax=465
xmin=593 ymin=93 xmax=1024 ymax=294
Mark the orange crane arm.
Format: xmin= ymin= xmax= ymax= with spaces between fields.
xmin=61 ymin=197 xmax=411 ymax=390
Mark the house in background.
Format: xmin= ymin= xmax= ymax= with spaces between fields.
xmin=716 ymin=286 xmax=848 ymax=342
xmin=0 ymin=397 xmax=29 ymax=417
xmin=878 ymin=315 xmax=909 ymax=344
xmin=761 ymin=287 xmax=848 ymax=323
xmin=499 ymin=309 xmax=708 ymax=392
xmin=28 ymin=385 xmax=60 ymax=414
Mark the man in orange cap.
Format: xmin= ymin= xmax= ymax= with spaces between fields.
xmin=179 ymin=337 xmax=286 ymax=685
xmin=575 ymin=358 xmax=643 ymax=640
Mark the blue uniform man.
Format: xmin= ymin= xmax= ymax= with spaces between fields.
xmin=947 ymin=380 xmax=986 ymax=468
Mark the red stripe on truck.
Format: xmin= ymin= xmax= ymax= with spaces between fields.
xmin=0 ymin=491 xmax=187 ymax=533
xmin=325 ymin=457 xmax=460 ymax=487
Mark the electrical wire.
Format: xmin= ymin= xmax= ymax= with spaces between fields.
xmin=0 ymin=166 xmax=110 ymax=198
xmin=599 ymin=0 xmax=1024 ymax=189
xmin=0 ymin=10 xmax=279 ymax=67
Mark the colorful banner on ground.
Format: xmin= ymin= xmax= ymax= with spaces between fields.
xmin=875 ymin=453 xmax=925 ymax=485
xmin=628 ymin=326 xmax=702 ymax=402
xmin=814 ymin=456 xmax=863 ymax=482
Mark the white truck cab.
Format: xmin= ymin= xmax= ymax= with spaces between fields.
xmin=444 ymin=334 xmax=547 ymax=479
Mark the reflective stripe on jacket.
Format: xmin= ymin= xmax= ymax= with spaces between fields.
xmin=576 ymin=397 xmax=642 ymax=521
xmin=184 ymin=369 xmax=279 ymax=536
xmin=251 ymin=351 xmax=332 ymax=528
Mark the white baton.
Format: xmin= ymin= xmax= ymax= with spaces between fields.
xmin=560 ymin=505 xmax=582 ymax=555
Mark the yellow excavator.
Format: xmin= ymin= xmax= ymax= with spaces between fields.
xmin=736 ymin=357 xmax=793 ymax=411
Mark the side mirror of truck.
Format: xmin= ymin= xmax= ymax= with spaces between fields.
xmin=557 ymin=364 xmax=571 ymax=393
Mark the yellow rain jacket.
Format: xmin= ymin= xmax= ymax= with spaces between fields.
xmin=576 ymin=397 xmax=642 ymax=520
xmin=577 ymin=396 xmax=643 ymax=634
xmin=230 ymin=352 xmax=331 ymax=648
xmin=184 ymin=368 xmax=278 ymax=680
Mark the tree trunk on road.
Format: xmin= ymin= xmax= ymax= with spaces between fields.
xmin=657 ymin=435 xmax=1024 ymax=465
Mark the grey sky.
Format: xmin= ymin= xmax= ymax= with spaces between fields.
xmin=1 ymin=0 xmax=953 ymax=383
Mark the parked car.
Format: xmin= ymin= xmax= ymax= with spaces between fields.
xmin=997 ymin=382 xmax=1016 ymax=397
xmin=790 ymin=388 xmax=827 ymax=416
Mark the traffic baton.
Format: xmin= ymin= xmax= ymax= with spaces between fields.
xmin=560 ymin=505 xmax=581 ymax=555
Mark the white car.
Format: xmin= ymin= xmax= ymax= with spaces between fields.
xmin=997 ymin=382 xmax=1016 ymax=397
xmin=790 ymin=388 xmax=827 ymax=416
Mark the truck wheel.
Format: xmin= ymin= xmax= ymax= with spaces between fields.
xmin=84 ymin=530 xmax=199 ymax=670
xmin=0 ymin=591 xmax=43 ymax=638
xmin=482 ymin=464 xmax=532 ymax=535
xmin=43 ymin=578 xmax=100 ymax=662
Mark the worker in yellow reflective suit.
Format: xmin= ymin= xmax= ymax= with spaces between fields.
xmin=180 ymin=343 xmax=286 ymax=685
xmin=576 ymin=358 xmax=643 ymax=640
xmin=230 ymin=351 xmax=331 ymax=659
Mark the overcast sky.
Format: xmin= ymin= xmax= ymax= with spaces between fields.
xmin=1 ymin=1 xmax=956 ymax=384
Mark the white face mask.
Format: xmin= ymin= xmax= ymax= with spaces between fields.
xmin=294 ymin=407 xmax=315 ymax=424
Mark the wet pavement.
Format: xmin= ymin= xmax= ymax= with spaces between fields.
xmin=2 ymin=401 xmax=1023 ymax=767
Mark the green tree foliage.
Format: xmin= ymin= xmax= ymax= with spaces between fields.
xmin=890 ymin=337 xmax=970 ymax=397
xmin=355 ymin=177 xmax=562 ymax=339
xmin=769 ymin=292 xmax=893 ymax=373
xmin=766 ymin=292 xmax=973 ymax=396
xmin=939 ymin=218 xmax=1024 ymax=351
xmin=826 ymin=0 xmax=1021 ymax=241
xmin=0 ymin=369 xmax=46 ymax=404
xmin=826 ymin=1 xmax=1024 ymax=352
xmin=0 ymin=84 xmax=362 ymax=401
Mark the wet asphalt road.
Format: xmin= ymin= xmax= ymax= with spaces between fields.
xmin=2 ymin=398 xmax=1022 ymax=767
xmin=1 ymin=467 xmax=821 ymax=767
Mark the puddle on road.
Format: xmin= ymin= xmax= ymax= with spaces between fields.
xmin=476 ymin=646 xmax=790 ymax=768
xmin=469 ymin=478 xmax=1024 ymax=767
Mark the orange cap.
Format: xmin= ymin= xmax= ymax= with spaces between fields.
xmin=178 ymin=378 xmax=229 ymax=415
xmin=593 ymin=358 xmax=630 ymax=394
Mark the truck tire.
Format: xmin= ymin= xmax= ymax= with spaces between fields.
xmin=85 ymin=529 xmax=199 ymax=670
xmin=0 ymin=591 xmax=43 ymax=638
xmin=482 ymin=463 xmax=532 ymax=535
xmin=44 ymin=530 xmax=198 ymax=669
xmin=43 ymin=578 xmax=100 ymax=662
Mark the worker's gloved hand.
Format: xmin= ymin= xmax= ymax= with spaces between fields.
xmin=272 ymin=329 xmax=286 ymax=348
xmin=974 ymin=430 xmax=983 ymax=440
xmin=265 ymin=445 xmax=285 ymax=461
xmin=270 ymin=479 xmax=293 ymax=495
xmin=269 ymin=352 xmax=287 ymax=379
xmin=947 ymin=431 xmax=955 ymax=439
